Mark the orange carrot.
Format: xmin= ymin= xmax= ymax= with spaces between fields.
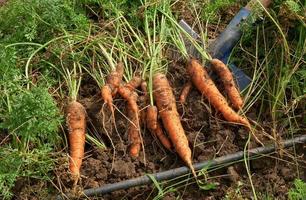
xmin=66 ymin=100 xmax=86 ymax=185
xmin=153 ymin=73 xmax=196 ymax=176
xmin=187 ymin=59 xmax=250 ymax=127
xmin=118 ymin=80 xmax=141 ymax=157
xmin=179 ymin=81 xmax=193 ymax=104
xmin=106 ymin=62 xmax=124 ymax=96
xmin=127 ymin=103 xmax=141 ymax=157
xmin=101 ymin=62 xmax=124 ymax=118
xmin=151 ymin=122 xmax=172 ymax=150
xmin=125 ymin=74 xmax=142 ymax=91
xmin=146 ymin=105 xmax=158 ymax=130
xmin=211 ymin=59 xmax=243 ymax=110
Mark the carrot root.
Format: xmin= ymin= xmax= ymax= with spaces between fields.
xmin=66 ymin=101 xmax=86 ymax=184
xmin=153 ymin=73 xmax=194 ymax=174
xmin=146 ymin=105 xmax=158 ymax=130
xmin=211 ymin=59 xmax=243 ymax=110
xmin=187 ymin=59 xmax=250 ymax=128
xmin=118 ymin=82 xmax=142 ymax=157
xmin=179 ymin=81 xmax=193 ymax=104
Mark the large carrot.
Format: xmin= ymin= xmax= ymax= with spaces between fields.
xmin=66 ymin=100 xmax=86 ymax=185
xmin=153 ymin=73 xmax=195 ymax=176
xmin=211 ymin=59 xmax=243 ymax=110
xmin=118 ymin=77 xmax=142 ymax=157
xmin=179 ymin=81 xmax=193 ymax=104
xmin=101 ymin=62 xmax=124 ymax=118
xmin=187 ymin=59 xmax=250 ymax=127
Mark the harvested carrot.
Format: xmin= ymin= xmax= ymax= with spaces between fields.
xmin=118 ymin=80 xmax=141 ymax=157
xmin=101 ymin=85 xmax=114 ymax=117
xmin=146 ymin=105 xmax=158 ymax=130
xmin=101 ymin=62 xmax=124 ymax=118
xmin=187 ymin=59 xmax=250 ymax=128
xmin=66 ymin=100 xmax=86 ymax=185
xmin=211 ymin=59 xmax=243 ymax=110
xmin=179 ymin=81 xmax=193 ymax=104
xmin=151 ymin=122 xmax=172 ymax=150
xmin=153 ymin=73 xmax=196 ymax=176
xmin=125 ymin=74 xmax=142 ymax=91
xmin=106 ymin=62 xmax=124 ymax=96
xmin=127 ymin=103 xmax=141 ymax=157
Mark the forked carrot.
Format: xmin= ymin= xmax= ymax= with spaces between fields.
xmin=211 ymin=59 xmax=243 ymax=110
xmin=179 ymin=81 xmax=193 ymax=104
xmin=153 ymin=73 xmax=196 ymax=176
xmin=66 ymin=100 xmax=86 ymax=185
xmin=187 ymin=59 xmax=250 ymax=128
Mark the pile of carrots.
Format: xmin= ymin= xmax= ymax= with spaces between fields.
xmin=65 ymin=55 xmax=251 ymax=184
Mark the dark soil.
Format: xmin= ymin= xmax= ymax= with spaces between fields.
xmin=47 ymin=59 xmax=305 ymax=200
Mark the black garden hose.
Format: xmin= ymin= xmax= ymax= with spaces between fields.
xmin=57 ymin=134 xmax=306 ymax=199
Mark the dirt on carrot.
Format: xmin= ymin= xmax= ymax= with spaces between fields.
xmin=66 ymin=100 xmax=86 ymax=185
xmin=211 ymin=58 xmax=243 ymax=110
xmin=153 ymin=73 xmax=195 ymax=176
xmin=187 ymin=59 xmax=250 ymax=128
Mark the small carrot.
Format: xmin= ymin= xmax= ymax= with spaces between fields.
xmin=127 ymin=103 xmax=141 ymax=157
xmin=179 ymin=81 xmax=193 ymax=104
xmin=146 ymin=105 xmax=158 ymax=130
xmin=211 ymin=59 xmax=243 ymax=110
xmin=106 ymin=62 xmax=124 ymax=96
xmin=187 ymin=59 xmax=250 ymax=128
xmin=101 ymin=62 xmax=124 ymax=118
xmin=153 ymin=73 xmax=196 ymax=177
xmin=66 ymin=100 xmax=86 ymax=185
xmin=118 ymin=78 xmax=142 ymax=157
xmin=151 ymin=122 xmax=172 ymax=150
xmin=125 ymin=74 xmax=142 ymax=91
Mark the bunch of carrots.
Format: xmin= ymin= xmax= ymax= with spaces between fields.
xmin=64 ymin=2 xmax=252 ymax=187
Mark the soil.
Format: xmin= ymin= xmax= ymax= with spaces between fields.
xmin=44 ymin=59 xmax=304 ymax=200
xmin=10 ymin=2 xmax=306 ymax=200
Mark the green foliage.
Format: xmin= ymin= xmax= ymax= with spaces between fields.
xmin=0 ymin=146 xmax=55 ymax=199
xmin=289 ymin=179 xmax=306 ymax=200
xmin=0 ymin=0 xmax=89 ymax=44
xmin=1 ymin=87 xmax=62 ymax=150
xmin=201 ymin=0 xmax=236 ymax=22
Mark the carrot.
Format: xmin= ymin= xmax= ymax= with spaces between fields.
xmin=211 ymin=59 xmax=243 ymax=110
xmin=127 ymin=103 xmax=141 ymax=157
xmin=66 ymin=100 xmax=86 ymax=185
xmin=151 ymin=122 xmax=172 ymax=150
xmin=153 ymin=73 xmax=196 ymax=176
xmin=118 ymin=79 xmax=141 ymax=157
xmin=106 ymin=62 xmax=124 ymax=96
xmin=125 ymin=74 xmax=142 ymax=91
xmin=146 ymin=105 xmax=158 ymax=130
xmin=179 ymin=81 xmax=193 ymax=104
xmin=187 ymin=59 xmax=250 ymax=127
xmin=101 ymin=62 xmax=124 ymax=119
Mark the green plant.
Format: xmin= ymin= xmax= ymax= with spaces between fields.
xmin=201 ymin=0 xmax=236 ymax=22
xmin=289 ymin=179 xmax=306 ymax=200
xmin=0 ymin=146 xmax=56 ymax=199
xmin=1 ymin=86 xmax=62 ymax=150
xmin=0 ymin=0 xmax=89 ymax=44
